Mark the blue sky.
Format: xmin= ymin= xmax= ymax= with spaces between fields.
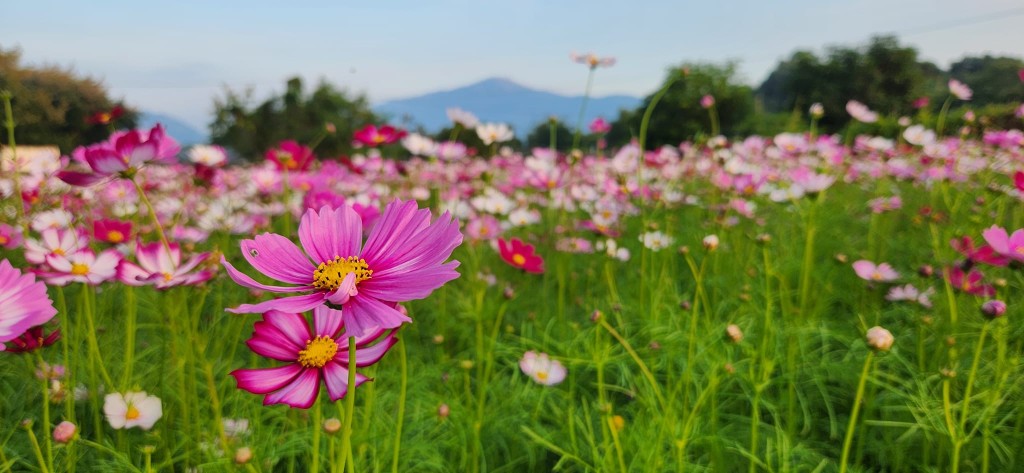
xmin=5 ymin=0 xmax=1023 ymax=130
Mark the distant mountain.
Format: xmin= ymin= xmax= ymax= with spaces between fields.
xmin=374 ymin=78 xmax=641 ymax=136
xmin=139 ymin=112 xmax=207 ymax=145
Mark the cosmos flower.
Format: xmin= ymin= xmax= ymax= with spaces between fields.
xmin=476 ymin=123 xmax=514 ymax=146
xmin=222 ymin=200 xmax=462 ymax=338
xmin=951 ymin=235 xmax=1009 ymax=267
xmin=104 ymin=391 xmax=163 ymax=430
xmin=981 ymin=225 xmax=1024 ymax=263
xmin=946 ymin=267 xmax=995 ymax=297
xmin=519 ymin=351 xmax=566 ymax=386
xmin=497 ymin=238 xmax=545 ymax=274
xmin=4 ymin=325 xmax=61 ymax=353
xmin=446 ymin=108 xmax=480 ymax=129
xmin=0 ymin=260 xmax=58 ymax=351
xmin=266 ymin=140 xmax=314 ymax=172
xmin=353 ymin=125 xmax=407 ymax=147
xmin=0 ymin=223 xmax=22 ymax=249
xmin=117 ymin=241 xmax=213 ymax=289
xmin=401 ymin=133 xmax=437 ymax=156
xmin=86 ymin=105 xmax=124 ymax=125
xmin=846 ymin=101 xmax=879 ymax=123
xmin=948 ymin=79 xmax=972 ymax=101
xmin=24 ymin=228 xmax=88 ymax=266
xmin=58 ymin=125 xmax=174 ymax=187
xmin=40 ymin=249 xmax=121 ymax=286
xmin=93 ymin=219 xmax=132 ymax=244
xmin=231 ymin=307 xmax=398 ymax=408
xmin=588 ymin=117 xmax=611 ymax=134
xmin=700 ymin=95 xmax=716 ymax=109
xmin=852 ymin=260 xmax=899 ymax=282
xmin=865 ymin=326 xmax=893 ymax=352
xmin=570 ymin=52 xmax=616 ymax=69
xmin=188 ymin=144 xmax=228 ymax=167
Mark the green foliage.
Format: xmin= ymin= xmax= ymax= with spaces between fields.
xmin=524 ymin=120 xmax=579 ymax=152
xmin=210 ymin=77 xmax=379 ymax=160
xmin=948 ymin=55 xmax=1024 ymax=105
xmin=0 ymin=46 xmax=137 ymax=152
xmin=608 ymin=62 xmax=754 ymax=148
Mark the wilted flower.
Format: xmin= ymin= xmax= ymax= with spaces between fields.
xmin=323 ymin=418 xmax=342 ymax=434
xmin=235 ymin=447 xmax=253 ymax=464
xmin=519 ymin=351 xmax=566 ymax=386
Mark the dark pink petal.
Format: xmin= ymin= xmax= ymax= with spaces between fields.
xmin=126 ymin=142 xmax=158 ymax=167
xmin=221 ymin=256 xmax=310 ymax=293
xmin=322 ymin=361 xmax=369 ymax=401
xmin=240 ymin=233 xmax=315 ymax=284
xmin=367 ymin=211 xmax=461 ymax=276
xmin=231 ymin=364 xmax=303 ymax=394
xmin=57 ymin=170 xmax=106 ymax=187
xmin=85 ymin=150 xmax=128 ymax=174
xmin=298 ymin=206 xmax=363 ymax=264
xmin=336 ymin=332 xmax=398 ymax=367
xmin=313 ymin=305 xmax=344 ymax=339
xmin=263 ymin=311 xmax=312 ymax=348
xmin=341 ymin=296 xmax=411 ymax=339
xmin=228 ymin=292 xmax=327 ymax=314
xmin=264 ymin=368 xmax=320 ymax=408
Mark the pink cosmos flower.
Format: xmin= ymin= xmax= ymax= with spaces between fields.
xmin=946 ymin=267 xmax=995 ymax=297
xmin=222 ymin=200 xmax=462 ymax=338
xmin=852 ymin=260 xmax=899 ymax=282
xmin=981 ymin=225 xmax=1024 ymax=263
xmin=497 ymin=238 xmax=545 ymax=274
xmin=231 ymin=307 xmax=397 ymax=408
xmin=466 ymin=215 xmax=502 ymax=241
xmin=0 ymin=223 xmax=22 ymax=249
xmin=58 ymin=125 xmax=172 ymax=186
xmin=117 ymin=241 xmax=213 ymax=289
xmin=948 ymin=79 xmax=972 ymax=101
xmin=0 ymin=260 xmax=58 ymax=351
xmin=93 ymin=219 xmax=132 ymax=244
xmin=588 ymin=117 xmax=611 ymax=134
xmin=570 ymin=52 xmax=616 ymax=69
xmin=519 ymin=351 xmax=566 ymax=386
xmin=1014 ymin=171 xmax=1024 ymax=193
xmin=912 ymin=97 xmax=930 ymax=109
xmin=24 ymin=228 xmax=87 ymax=266
xmin=885 ymin=284 xmax=934 ymax=308
xmin=846 ymin=101 xmax=879 ymax=123
xmin=266 ymin=141 xmax=314 ymax=172
xmin=353 ymin=125 xmax=407 ymax=147
xmin=700 ymin=95 xmax=716 ymax=109
xmin=950 ymin=236 xmax=1009 ymax=267
xmin=40 ymin=249 xmax=121 ymax=286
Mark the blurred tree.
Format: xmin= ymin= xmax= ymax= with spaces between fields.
xmin=210 ymin=77 xmax=379 ymax=160
xmin=947 ymin=55 xmax=1024 ymax=105
xmin=0 ymin=46 xmax=137 ymax=153
xmin=525 ymin=119 xmax=575 ymax=152
xmin=608 ymin=62 xmax=754 ymax=148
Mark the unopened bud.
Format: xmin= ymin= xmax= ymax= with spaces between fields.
xmin=703 ymin=235 xmax=719 ymax=251
xmin=323 ymin=418 xmax=342 ymax=434
xmin=235 ymin=447 xmax=253 ymax=464
xmin=981 ymin=300 xmax=1006 ymax=319
xmin=590 ymin=310 xmax=603 ymax=323
xmin=53 ymin=421 xmax=76 ymax=444
xmin=726 ymin=324 xmax=743 ymax=343
xmin=611 ymin=415 xmax=625 ymax=432
xmin=438 ymin=403 xmax=450 ymax=419
xmin=865 ymin=326 xmax=894 ymax=352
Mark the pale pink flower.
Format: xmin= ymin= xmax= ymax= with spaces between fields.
xmin=852 ymin=260 xmax=899 ymax=282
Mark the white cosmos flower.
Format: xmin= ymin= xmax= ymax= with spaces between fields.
xmin=104 ymin=391 xmax=163 ymax=430
xmin=475 ymin=123 xmax=514 ymax=145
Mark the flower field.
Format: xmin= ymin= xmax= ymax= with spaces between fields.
xmin=3 ymin=98 xmax=1024 ymax=473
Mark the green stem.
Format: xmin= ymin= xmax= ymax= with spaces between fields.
xmin=936 ymin=96 xmax=953 ymax=137
xmin=341 ymin=337 xmax=358 ymax=473
xmin=23 ymin=421 xmax=50 ymax=473
xmin=35 ymin=353 xmax=54 ymax=473
xmin=571 ymin=67 xmax=596 ymax=151
xmin=839 ymin=352 xmax=874 ymax=473
xmin=597 ymin=319 xmax=667 ymax=411
xmin=312 ymin=395 xmax=322 ymax=473
xmin=390 ymin=339 xmax=408 ymax=473
xmin=131 ymin=178 xmax=171 ymax=252
xmin=0 ymin=91 xmax=26 ymax=232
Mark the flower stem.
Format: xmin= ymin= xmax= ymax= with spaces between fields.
xmin=0 ymin=91 xmax=26 ymax=232
xmin=35 ymin=352 xmax=54 ymax=473
xmin=312 ymin=394 xmax=322 ymax=473
xmin=390 ymin=339 xmax=407 ymax=473
xmin=839 ymin=351 xmax=874 ymax=473
xmin=23 ymin=421 xmax=50 ymax=473
xmin=131 ymin=178 xmax=171 ymax=252
xmin=571 ymin=68 xmax=596 ymax=151
xmin=341 ymin=336 xmax=358 ymax=473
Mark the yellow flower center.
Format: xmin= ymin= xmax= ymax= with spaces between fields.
xmin=536 ymin=370 xmax=549 ymax=381
xmin=512 ymin=254 xmax=526 ymax=266
xmin=0 ymin=236 xmax=7 ymax=245
xmin=107 ymin=230 xmax=124 ymax=243
xmin=871 ymin=271 xmax=883 ymax=280
xmin=312 ymin=256 xmax=372 ymax=292
xmin=162 ymin=272 xmax=174 ymax=282
xmin=298 ymin=336 xmax=339 ymax=368
xmin=125 ymin=405 xmax=141 ymax=420
xmin=1015 ymin=247 xmax=1024 ymax=255
xmin=53 ymin=248 xmax=66 ymax=256
xmin=70 ymin=263 xmax=90 ymax=276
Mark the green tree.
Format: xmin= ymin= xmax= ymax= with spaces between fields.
xmin=0 ymin=46 xmax=137 ymax=152
xmin=525 ymin=119 xmax=575 ymax=152
xmin=210 ymin=77 xmax=379 ymax=160
xmin=947 ymin=55 xmax=1024 ymax=106
xmin=608 ymin=62 xmax=754 ymax=148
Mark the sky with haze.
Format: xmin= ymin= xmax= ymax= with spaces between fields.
xmin=5 ymin=0 xmax=1023 ymax=131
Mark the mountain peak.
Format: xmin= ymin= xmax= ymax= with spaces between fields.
xmin=375 ymin=78 xmax=640 ymax=134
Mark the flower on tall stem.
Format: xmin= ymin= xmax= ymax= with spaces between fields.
xmin=231 ymin=307 xmax=398 ymax=408
xmin=58 ymin=124 xmax=174 ymax=186
xmin=948 ymin=79 xmax=972 ymax=101
xmin=570 ymin=52 xmax=616 ymax=69
xmin=519 ymin=351 xmax=566 ymax=386
xmin=265 ymin=140 xmax=314 ymax=172
xmin=104 ymin=391 xmax=163 ymax=430
xmin=222 ymin=200 xmax=462 ymax=338
xmin=39 ymin=249 xmax=121 ymax=286
xmin=353 ymin=125 xmax=407 ymax=148
xmin=0 ymin=259 xmax=58 ymax=351
xmin=497 ymin=238 xmax=545 ymax=274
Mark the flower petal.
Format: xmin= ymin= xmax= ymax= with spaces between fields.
xmin=240 ymin=234 xmax=314 ymax=284
xmin=341 ymin=296 xmax=411 ymax=339
xmin=264 ymin=368 xmax=320 ymax=408
xmin=322 ymin=361 xmax=369 ymax=401
xmin=231 ymin=364 xmax=303 ymax=394
xmin=298 ymin=206 xmax=363 ymax=263
xmin=228 ymin=292 xmax=327 ymax=314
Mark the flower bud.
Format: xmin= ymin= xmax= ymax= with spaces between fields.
xmin=52 ymin=421 xmax=76 ymax=444
xmin=726 ymin=324 xmax=743 ymax=343
xmin=235 ymin=447 xmax=253 ymax=464
xmin=981 ymin=300 xmax=1006 ymax=319
xmin=611 ymin=415 xmax=626 ymax=432
xmin=323 ymin=418 xmax=341 ymax=435
xmin=703 ymin=235 xmax=719 ymax=251
xmin=918 ymin=265 xmax=934 ymax=278
xmin=590 ymin=310 xmax=603 ymax=323
xmin=865 ymin=326 xmax=894 ymax=352
xmin=438 ymin=403 xmax=450 ymax=419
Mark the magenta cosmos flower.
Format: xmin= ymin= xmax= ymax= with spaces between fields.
xmin=982 ymin=225 xmax=1024 ymax=264
xmin=58 ymin=125 xmax=173 ymax=187
xmin=231 ymin=307 xmax=397 ymax=408
xmin=222 ymin=199 xmax=462 ymax=338
xmin=0 ymin=260 xmax=58 ymax=351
